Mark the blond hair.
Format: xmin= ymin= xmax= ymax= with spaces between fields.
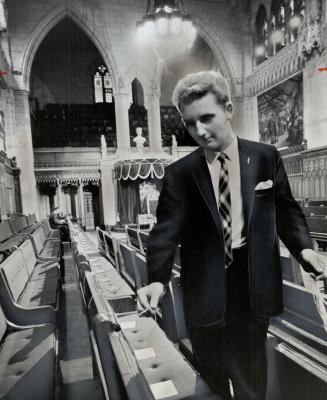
xmin=172 ymin=70 xmax=231 ymax=110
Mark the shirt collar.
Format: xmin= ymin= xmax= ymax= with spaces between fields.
xmin=205 ymin=135 xmax=238 ymax=164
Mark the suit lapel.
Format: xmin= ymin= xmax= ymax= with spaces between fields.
xmin=192 ymin=139 xmax=257 ymax=237
xmin=192 ymin=149 xmax=223 ymax=239
xmin=238 ymin=138 xmax=255 ymax=230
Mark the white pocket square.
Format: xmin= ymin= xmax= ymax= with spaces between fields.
xmin=255 ymin=180 xmax=273 ymax=190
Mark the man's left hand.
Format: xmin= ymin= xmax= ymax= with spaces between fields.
xmin=300 ymin=249 xmax=327 ymax=281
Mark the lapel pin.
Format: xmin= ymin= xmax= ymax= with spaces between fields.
xmin=247 ymin=157 xmax=251 ymax=165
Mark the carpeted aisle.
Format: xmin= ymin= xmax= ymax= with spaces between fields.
xmin=58 ymin=241 xmax=102 ymax=400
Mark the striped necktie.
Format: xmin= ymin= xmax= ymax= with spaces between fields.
xmin=218 ymin=152 xmax=233 ymax=267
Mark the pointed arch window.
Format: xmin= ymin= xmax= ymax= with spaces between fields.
xmin=280 ymin=2 xmax=286 ymax=46
xmin=270 ymin=0 xmax=286 ymax=54
xmin=290 ymin=0 xmax=305 ymax=42
xmin=254 ymin=5 xmax=268 ymax=65
xmin=94 ymin=65 xmax=113 ymax=103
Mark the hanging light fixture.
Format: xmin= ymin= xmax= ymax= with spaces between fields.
xmin=137 ymin=0 xmax=197 ymax=52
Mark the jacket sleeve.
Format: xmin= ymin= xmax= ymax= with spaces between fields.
xmin=274 ymin=148 xmax=314 ymax=265
xmin=146 ymin=165 xmax=186 ymax=285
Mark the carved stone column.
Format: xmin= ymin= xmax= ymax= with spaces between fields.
xmin=57 ymin=180 xmax=65 ymax=211
xmin=36 ymin=187 xmax=43 ymax=219
xmin=145 ymin=90 xmax=162 ymax=152
xmin=37 ymin=185 xmax=49 ymax=219
xmin=78 ymin=180 xmax=85 ymax=226
xmin=114 ymin=92 xmax=131 ymax=151
xmin=6 ymin=89 xmax=38 ymax=216
xmin=100 ymin=159 xmax=117 ymax=226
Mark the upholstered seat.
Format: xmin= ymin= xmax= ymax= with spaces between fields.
xmin=117 ymin=314 xmax=221 ymax=399
xmin=92 ymin=311 xmax=221 ymax=400
xmin=31 ymin=226 xmax=61 ymax=259
xmin=42 ymin=220 xmax=61 ymax=240
xmin=0 ymin=307 xmax=56 ymax=400
xmin=0 ymin=235 xmax=26 ymax=253
xmin=19 ymin=276 xmax=58 ymax=308
xmin=0 ymin=244 xmax=59 ymax=318
xmin=30 ymin=261 xmax=59 ymax=281
xmin=87 ymin=270 xmax=136 ymax=314
xmin=118 ymin=242 xmax=137 ymax=287
xmin=0 ymin=220 xmax=27 ymax=258
xmin=39 ymin=240 xmax=61 ymax=258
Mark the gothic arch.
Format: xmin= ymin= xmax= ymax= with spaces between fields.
xmin=251 ymin=1 xmax=272 ymax=35
xmin=123 ymin=64 xmax=152 ymax=96
xmin=21 ymin=3 xmax=119 ymax=92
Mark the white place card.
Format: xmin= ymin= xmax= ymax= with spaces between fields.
xmin=120 ymin=320 xmax=136 ymax=330
xmin=150 ymin=380 xmax=178 ymax=399
xmin=134 ymin=347 xmax=156 ymax=360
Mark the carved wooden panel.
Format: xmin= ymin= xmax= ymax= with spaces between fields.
xmin=283 ymin=146 xmax=327 ymax=201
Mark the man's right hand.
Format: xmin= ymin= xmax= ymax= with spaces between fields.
xmin=137 ymin=282 xmax=166 ymax=316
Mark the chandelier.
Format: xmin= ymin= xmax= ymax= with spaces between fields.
xmin=136 ymin=0 xmax=197 ymax=53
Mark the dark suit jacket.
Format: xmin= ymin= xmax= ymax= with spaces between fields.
xmin=146 ymin=138 xmax=313 ymax=330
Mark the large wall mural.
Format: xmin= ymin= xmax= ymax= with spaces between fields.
xmin=258 ymin=73 xmax=304 ymax=151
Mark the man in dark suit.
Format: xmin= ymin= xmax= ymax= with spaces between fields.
xmin=49 ymin=206 xmax=69 ymax=241
xmin=137 ymin=71 xmax=326 ymax=400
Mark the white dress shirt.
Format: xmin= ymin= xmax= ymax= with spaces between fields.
xmin=205 ymin=136 xmax=246 ymax=249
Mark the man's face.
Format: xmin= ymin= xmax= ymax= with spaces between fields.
xmin=180 ymin=92 xmax=234 ymax=152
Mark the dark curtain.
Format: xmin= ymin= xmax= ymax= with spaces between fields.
xmin=118 ymin=179 xmax=141 ymax=224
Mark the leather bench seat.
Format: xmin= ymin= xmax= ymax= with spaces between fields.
xmin=19 ymin=276 xmax=59 ymax=308
xmin=88 ymin=290 xmax=220 ymax=400
xmin=69 ymin=224 xmax=98 ymax=255
xmin=111 ymin=313 xmax=221 ymax=399
xmin=306 ymin=216 xmax=327 ymax=233
xmin=127 ymin=227 xmax=142 ymax=252
xmin=134 ymin=251 xmax=148 ymax=287
xmin=0 ymin=244 xmax=59 ymax=318
xmin=20 ymin=225 xmax=40 ymax=235
xmin=0 ymin=306 xmax=56 ymax=400
xmin=138 ymin=230 xmax=150 ymax=253
xmin=86 ymin=270 xmax=136 ymax=314
xmin=39 ymin=239 xmax=61 ymax=258
xmin=96 ymin=227 xmax=106 ymax=255
xmin=19 ymin=239 xmax=60 ymax=280
xmin=72 ymin=238 xmax=98 ymax=256
xmin=303 ymin=205 xmax=327 ymax=217
xmin=117 ymin=242 xmax=148 ymax=289
xmin=117 ymin=242 xmax=138 ymax=288
xmin=103 ymin=230 xmax=118 ymax=266
xmin=9 ymin=215 xmax=37 ymax=235
xmin=31 ymin=226 xmax=61 ymax=259
xmin=30 ymin=261 xmax=59 ymax=281
xmin=82 ymin=255 xmax=111 ymax=274
xmin=73 ymin=243 xmax=99 ymax=258
xmin=43 ymin=220 xmax=61 ymax=240
xmin=75 ymin=254 xmax=109 ymax=280
xmin=0 ymin=221 xmax=27 ymax=259
xmin=0 ymin=234 xmax=26 ymax=253
xmin=71 ymin=228 xmax=98 ymax=257
xmin=26 ymin=214 xmax=43 ymax=231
